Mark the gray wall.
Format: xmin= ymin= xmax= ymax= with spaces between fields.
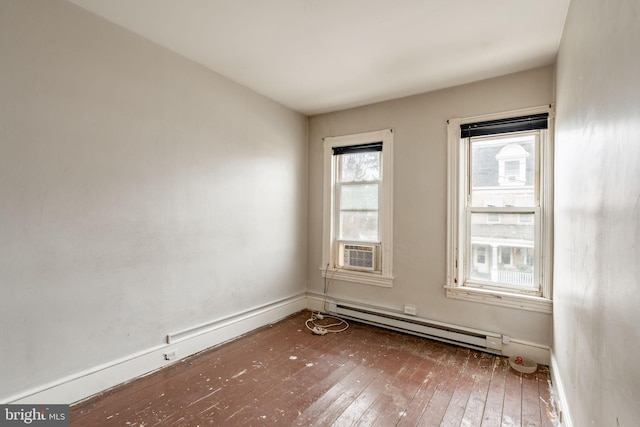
xmin=0 ymin=0 xmax=307 ymax=400
xmin=307 ymin=66 xmax=554 ymax=345
xmin=554 ymin=0 xmax=640 ymax=425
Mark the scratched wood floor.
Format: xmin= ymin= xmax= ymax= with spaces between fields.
xmin=70 ymin=310 xmax=555 ymax=426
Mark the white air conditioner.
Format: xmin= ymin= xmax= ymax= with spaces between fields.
xmin=342 ymin=244 xmax=376 ymax=271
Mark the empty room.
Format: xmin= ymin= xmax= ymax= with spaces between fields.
xmin=1 ymin=0 xmax=638 ymax=426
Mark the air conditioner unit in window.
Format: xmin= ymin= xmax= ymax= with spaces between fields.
xmin=343 ymin=244 xmax=376 ymax=271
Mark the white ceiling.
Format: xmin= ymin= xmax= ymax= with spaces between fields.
xmin=67 ymin=0 xmax=570 ymax=115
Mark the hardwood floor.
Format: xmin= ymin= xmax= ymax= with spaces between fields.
xmin=70 ymin=311 xmax=555 ymax=426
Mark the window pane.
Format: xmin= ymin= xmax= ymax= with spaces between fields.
xmin=470 ymin=134 xmax=536 ymax=207
xmin=469 ymin=213 xmax=535 ymax=288
xmin=339 ymin=211 xmax=378 ymax=241
xmin=340 ymin=184 xmax=378 ymax=210
xmin=340 ymin=152 xmax=380 ymax=182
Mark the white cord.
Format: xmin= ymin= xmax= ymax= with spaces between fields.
xmin=305 ymin=313 xmax=349 ymax=335
xmin=306 ymin=264 xmax=349 ymax=335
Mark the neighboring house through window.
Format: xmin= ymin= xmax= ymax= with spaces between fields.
xmin=446 ymin=107 xmax=554 ymax=313
xmin=321 ymin=129 xmax=394 ymax=287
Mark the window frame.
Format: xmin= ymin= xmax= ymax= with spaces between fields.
xmin=321 ymin=129 xmax=394 ymax=287
xmin=446 ymin=106 xmax=554 ymax=313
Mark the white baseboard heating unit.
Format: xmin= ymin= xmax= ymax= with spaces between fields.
xmin=327 ymin=302 xmax=503 ymax=354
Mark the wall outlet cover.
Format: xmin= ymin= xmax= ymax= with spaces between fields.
xmin=403 ymin=305 xmax=417 ymax=316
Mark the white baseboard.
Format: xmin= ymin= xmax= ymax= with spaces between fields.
xmin=550 ymin=349 xmax=573 ymax=427
xmin=5 ymin=294 xmax=307 ymax=405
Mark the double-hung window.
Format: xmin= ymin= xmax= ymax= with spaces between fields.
xmin=446 ymin=107 xmax=553 ymax=313
xmin=321 ymin=129 xmax=394 ymax=287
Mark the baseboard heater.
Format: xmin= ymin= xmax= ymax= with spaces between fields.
xmin=327 ymin=302 xmax=503 ymax=354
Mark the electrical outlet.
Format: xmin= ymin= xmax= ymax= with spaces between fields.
xmin=164 ymin=350 xmax=177 ymax=361
xmin=403 ymin=305 xmax=417 ymax=316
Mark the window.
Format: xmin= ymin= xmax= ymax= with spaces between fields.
xmin=487 ymin=213 xmax=501 ymax=223
xmin=476 ymin=247 xmax=486 ymax=264
xmin=500 ymin=247 xmax=512 ymax=266
xmin=321 ymin=129 xmax=394 ymax=287
xmin=446 ymin=107 xmax=553 ymax=313
xmin=519 ymin=213 xmax=533 ymax=224
xmin=504 ymin=160 xmax=520 ymax=179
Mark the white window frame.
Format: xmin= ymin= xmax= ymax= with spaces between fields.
xmin=321 ymin=129 xmax=394 ymax=287
xmin=446 ymin=106 xmax=554 ymax=313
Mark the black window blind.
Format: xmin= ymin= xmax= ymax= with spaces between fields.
xmin=460 ymin=113 xmax=548 ymax=138
xmin=332 ymin=142 xmax=382 ymax=156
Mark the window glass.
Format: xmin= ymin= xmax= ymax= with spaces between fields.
xmin=487 ymin=213 xmax=500 ymax=223
xmin=469 ymin=213 xmax=535 ymax=288
xmin=339 ymin=184 xmax=378 ymax=210
xmin=339 ymin=152 xmax=380 ymax=182
xmin=470 ymin=134 xmax=536 ymax=207
xmin=337 ymin=153 xmax=380 ymax=242
xmin=339 ymin=212 xmax=379 ymax=241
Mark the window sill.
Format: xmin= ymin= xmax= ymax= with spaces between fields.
xmin=320 ymin=267 xmax=393 ymax=288
xmin=444 ymin=285 xmax=552 ymax=314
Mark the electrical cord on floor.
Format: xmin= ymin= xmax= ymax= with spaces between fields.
xmin=305 ymin=264 xmax=349 ymax=335
xmin=305 ymin=311 xmax=349 ymax=335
